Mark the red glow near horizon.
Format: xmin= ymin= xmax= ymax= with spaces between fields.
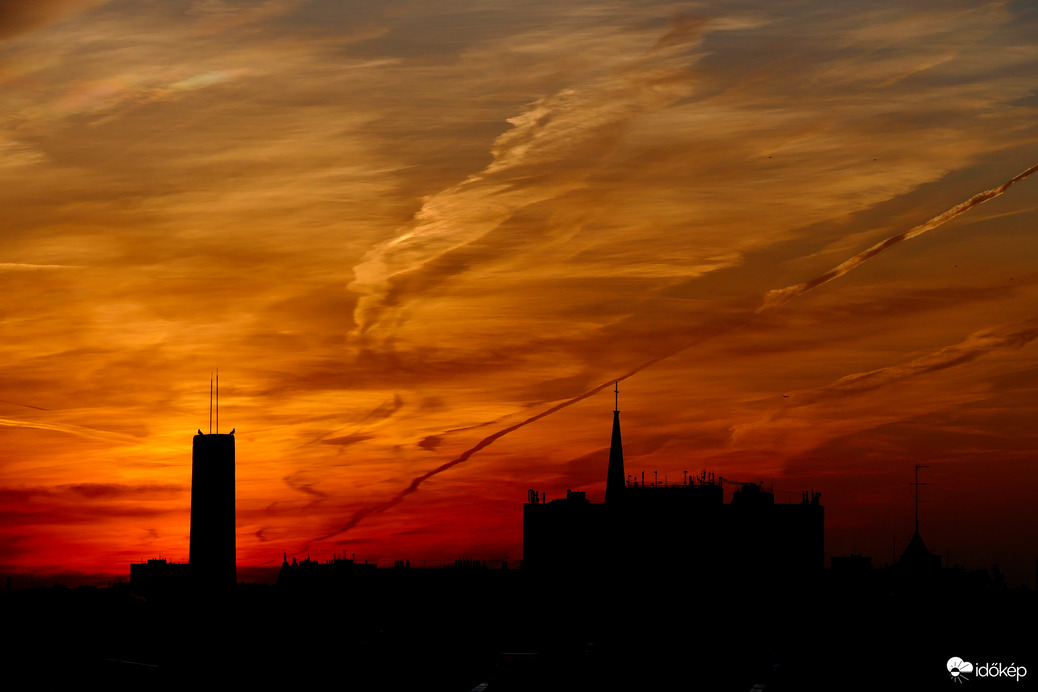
xmin=1 ymin=0 xmax=1037 ymax=587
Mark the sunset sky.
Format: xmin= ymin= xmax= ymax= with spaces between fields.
xmin=2 ymin=0 xmax=1037 ymax=586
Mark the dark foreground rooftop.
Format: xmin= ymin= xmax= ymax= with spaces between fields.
xmin=5 ymin=564 xmax=1033 ymax=691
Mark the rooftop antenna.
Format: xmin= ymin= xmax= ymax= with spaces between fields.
xmin=912 ymin=464 xmax=929 ymax=535
xmin=209 ymin=373 xmax=213 ymax=434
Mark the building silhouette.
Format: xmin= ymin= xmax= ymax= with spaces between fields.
xmin=523 ymin=397 xmax=823 ymax=589
xmin=129 ymin=557 xmax=190 ymax=594
xmin=896 ymin=463 xmax=941 ymax=573
xmin=130 ymin=429 xmax=236 ymax=594
xmin=190 ymin=431 xmax=236 ymax=586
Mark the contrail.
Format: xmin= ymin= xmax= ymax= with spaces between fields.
xmin=312 ymin=348 xmax=686 ymax=542
xmin=0 ymin=417 xmax=134 ymax=442
xmin=759 ymin=163 xmax=1038 ymax=312
xmin=0 ymin=399 xmax=51 ymax=411
xmin=0 ymin=263 xmax=76 ymax=271
xmin=729 ymin=318 xmax=1038 ymax=446
xmin=788 ymin=319 xmax=1038 ymax=409
xmin=312 ymin=163 xmax=1038 ymax=544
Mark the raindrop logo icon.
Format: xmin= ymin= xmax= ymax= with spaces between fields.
xmin=948 ymin=657 xmax=974 ymax=683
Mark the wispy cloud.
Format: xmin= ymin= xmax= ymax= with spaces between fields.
xmin=322 ymin=433 xmax=373 ymax=447
xmin=315 ymin=151 xmax=1038 ymax=540
xmin=2 ymin=0 xmax=1037 ymax=579
xmin=348 ymin=21 xmax=704 ymax=335
xmin=0 ymin=399 xmax=51 ymax=411
xmin=796 ymin=319 xmax=1038 ymax=405
xmin=0 ymin=0 xmax=108 ymax=40
xmin=311 ymin=341 xmax=702 ymax=543
xmin=0 ymin=417 xmax=138 ymax=442
xmin=0 ymin=263 xmax=77 ymax=271
xmin=760 ymin=163 xmax=1038 ymax=311
xmin=60 ymin=482 xmax=183 ymax=499
xmin=283 ymin=471 xmax=328 ymax=500
xmin=730 ymin=319 xmax=1038 ymax=447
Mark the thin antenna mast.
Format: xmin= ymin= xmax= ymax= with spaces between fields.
xmin=216 ymin=369 xmax=219 ymax=434
xmin=209 ymin=374 xmax=213 ymax=434
xmin=912 ymin=464 xmax=929 ymax=535
xmin=614 ymin=381 xmax=619 ymax=412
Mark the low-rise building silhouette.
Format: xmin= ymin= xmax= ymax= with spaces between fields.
xmin=523 ymin=395 xmax=824 ymax=589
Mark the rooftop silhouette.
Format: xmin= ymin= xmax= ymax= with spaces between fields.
xmin=523 ymin=400 xmax=824 ymax=593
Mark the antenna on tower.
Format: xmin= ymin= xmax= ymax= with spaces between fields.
xmin=912 ymin=464 xmax=929 ymax=535
xmin=614 ymin=381 xmax=619 ymax=412
xmin=209 ymin=373 xmax=213 ymax=434
xmin=216 ymin=369 xmax=219 ymax=434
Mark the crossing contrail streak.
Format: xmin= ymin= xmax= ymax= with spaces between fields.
xmin=312 ymin=349 xmax=682 ymax=542
xmin=759 ymin=163 xmax=1038 ymax=311
xmin=0 ymin=417 xmax=134 ymax=442
xmin=312 ymin=163 xmax=1038 ymax=544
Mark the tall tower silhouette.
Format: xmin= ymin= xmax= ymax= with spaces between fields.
xmin=605 ymin=382 xmax=624 ymax=505
xmin=189 ymin=432 xmax=236 ymax=586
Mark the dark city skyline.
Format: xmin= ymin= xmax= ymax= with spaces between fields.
xmin=1 ymin=1 xmax=1037 ymax=598
xmin=4 ymin=4 xmax=1037 ymax=687
xmin=10 ymin=408 xmax=1033 ymax=690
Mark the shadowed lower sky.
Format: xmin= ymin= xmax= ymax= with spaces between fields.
xmin=2 ymin=0 xmax=1037 ymax=585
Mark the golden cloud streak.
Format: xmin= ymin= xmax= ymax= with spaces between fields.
xmin=0 ymin=417 xmax=137 ymax=443
xmin=759 ymin=163 xmax=1038 ymax=311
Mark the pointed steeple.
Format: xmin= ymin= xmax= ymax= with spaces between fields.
xmin=606 ymin=381 xmax=625 ymax=504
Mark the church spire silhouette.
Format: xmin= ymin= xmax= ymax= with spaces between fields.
xmin=606 ymin=381 xmax=625 ymax=505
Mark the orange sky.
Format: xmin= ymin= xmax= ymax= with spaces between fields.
xmin=2 ymin=0 xmax=1037 ymax=586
